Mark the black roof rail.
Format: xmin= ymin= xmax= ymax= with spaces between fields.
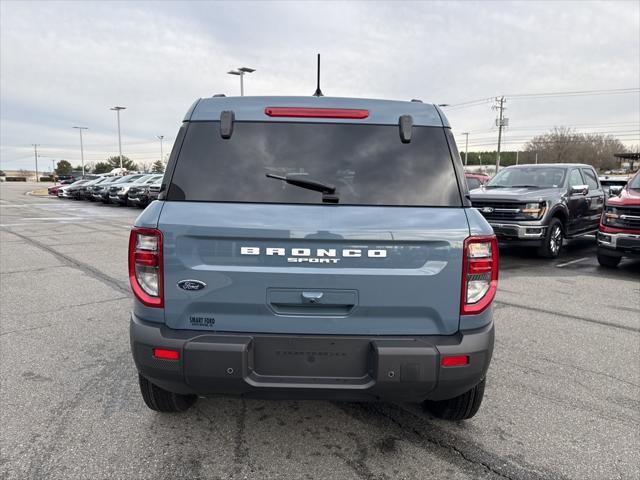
xmin=212 ymin=94 xmax=226 ymax=97
xmin=410 ymin=99 xmax=423 ymax=103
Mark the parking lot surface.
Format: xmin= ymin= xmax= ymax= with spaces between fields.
xmin=1 ymin=182 xmax=639 ymax=480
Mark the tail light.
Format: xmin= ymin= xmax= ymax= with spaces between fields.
xmin=128 ymin=227 xmax=163 ymax=308
xmin=461 ymin=236 xmax=498 ymax=315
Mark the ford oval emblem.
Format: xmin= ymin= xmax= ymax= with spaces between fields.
xmin=177 ymin=279 xmax=207 ymax=291
xmin=481 ymin=207 xmax=494 ymax=213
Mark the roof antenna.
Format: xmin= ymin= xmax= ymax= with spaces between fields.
xmin=313 ymin=53 xmax=324 ymax=97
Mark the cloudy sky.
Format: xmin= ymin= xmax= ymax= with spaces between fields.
xmin=1 ymin=0 xmax=639 ymax=172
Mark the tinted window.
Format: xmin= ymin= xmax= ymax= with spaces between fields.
xmin=568 ymin=169 xmax=584 ymax=187
xmin=629 ymin=174 xmax=640 ymax=189
xmin=168 ymin=122 xmax=462 ymax=206
xmin=581 ymin=169 xmax=599 ymax=190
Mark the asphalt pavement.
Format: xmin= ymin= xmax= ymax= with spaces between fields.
xmin=1 ymin=182 xmax=638 ymax=480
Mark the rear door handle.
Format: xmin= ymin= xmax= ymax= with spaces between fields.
xmin=302 ymin=291 xmax=324 ymax=304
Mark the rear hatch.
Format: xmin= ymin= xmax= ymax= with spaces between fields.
xmin=158 ymin=115 xmax=469 ymax=336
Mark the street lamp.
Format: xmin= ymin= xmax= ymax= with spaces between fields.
xmin=73 ymin=126 xmax=88 ymax=177
xmin=227 ymin=67 xmax=255 ymax=96
xmin=110 ymin=106 xmax=126 ymax=169
xmin=157 ymin=135 xmax=164 ymax=166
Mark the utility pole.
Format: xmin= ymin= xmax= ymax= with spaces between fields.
xmin=110 ymin=106 xmax=126 ymax=169
xmin=516 ymin=151 xmax=519 ymax=165
xmin=32 ymin=144 xmax=39 ymax=182
xmin=462 ymin=132 xmax=469 ymax=166
xmin=493 ymin=96 xmax=506 ymax=174
xmin=73 ymin=126 xmax=88 ymax=177
xmin=535 ymin=152 xmax=539 ymax=164
xmin=157 ymin=135 xmax=164 ymax=165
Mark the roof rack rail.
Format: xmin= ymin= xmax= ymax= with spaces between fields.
xmin=410 ymin=99 xmax=423 ymax=103
xmin=212 ymin=94 xmax=226 ymax=97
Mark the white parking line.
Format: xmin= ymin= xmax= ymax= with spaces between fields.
xmin=556 ymin=257 xmax=589 ymax=268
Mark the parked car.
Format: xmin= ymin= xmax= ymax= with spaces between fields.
xmin=465 ymin=172 xmax=490 ymax=190
xmin=597 ymin=170 xmax=640 ymax=267
xmin=48 ymin=184 xmax=65 ymax=196
xmin=58 ymin=179 xmax=89 ymax=198
xmin=147 ymin=182 xmax=162 ymax=203
xmin=83 ymin=176 xmax=113 ymax=201
xmin=62 ymin=179 xmax=93 ymax=199
xmin=94 ymin=173 xmax=144 ymax=203
xmin=127 ymin=176 xmax=163 ymax=208
xmin=599 ymin=175 xmax=629 ymax=198
xmin=75 ymin=176 xmax=108 ymax=200
xmin=108 ymin=174 xmax=160 ymax=205
xmin=91 ymin=176 xmax=130 ymax=203
xmin=470 ymin=164 xmax=604 ymax=258
xmin=129 ymin=96 xmax=498 ymax=420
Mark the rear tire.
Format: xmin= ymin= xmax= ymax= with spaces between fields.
xmin=597 ymin=252 xmax=621 ymax=268
xmin=537 ymin=218 xmax=563 ymax=258
xmin=423 ymin=377 xmax=486 ymax=420
xmin=138 ymin=374 xmax=197 ymax=413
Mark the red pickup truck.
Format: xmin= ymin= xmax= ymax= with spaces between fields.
xmin=597 ymin=170 xmax=640 ymax=267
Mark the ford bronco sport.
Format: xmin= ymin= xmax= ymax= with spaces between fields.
xmin=129 ymin=96 xmax=498 ymax=420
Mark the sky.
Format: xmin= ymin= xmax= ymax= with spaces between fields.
xmin=1 ymin=0 xmax=639 ymax=172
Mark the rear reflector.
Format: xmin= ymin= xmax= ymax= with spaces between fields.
xmin=264 ymin=107 xmax=369 ymax=119
xmin=441 ymin=355 xmax=469 ymax=367
xmin=153 ymin=348 xmax=180 ymax=360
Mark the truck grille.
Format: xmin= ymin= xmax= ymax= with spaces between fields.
xmin=472 ymin=201 xmax=526 ymax=220
xmin=617 ymin=207 xmax=640 ymax=229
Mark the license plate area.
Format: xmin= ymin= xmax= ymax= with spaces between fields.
xmin=251 ymin=336 xmax=371 ymax=379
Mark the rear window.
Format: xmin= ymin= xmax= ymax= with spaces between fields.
xmin=167 ymin=122 xmax=462 ymax=206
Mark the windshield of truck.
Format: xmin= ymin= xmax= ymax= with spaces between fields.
xmin=167 ymin=122 xmax=462 ymax=206
xmin=486 ymin=167 xmax=566 ymax=188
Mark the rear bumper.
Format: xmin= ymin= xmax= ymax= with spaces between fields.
xmin=130 ymin=314 xmax=494 ymax=402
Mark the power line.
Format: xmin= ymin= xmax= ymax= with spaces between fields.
xmin=443 ymin=87 xmax=640 ymax=110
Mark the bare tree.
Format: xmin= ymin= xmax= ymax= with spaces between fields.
xmin=525 ymin=127 xmax=628 ymax=170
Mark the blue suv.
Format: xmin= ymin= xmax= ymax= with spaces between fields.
xmin=129 ymin=96 xmax=498 ymax=420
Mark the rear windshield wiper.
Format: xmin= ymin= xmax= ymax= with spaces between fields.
xmin=266 ymin=173 xmax=339 ymax=203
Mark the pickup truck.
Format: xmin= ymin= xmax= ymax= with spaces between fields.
xmin=470 ymin=164 xmax=604 ymax=258
xmin=129 ymin=96 xmax=498 ymax=420
xmin=597 ymin=170 xmax=640 ymax=267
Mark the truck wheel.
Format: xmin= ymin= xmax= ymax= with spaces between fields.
xmin=138 ymin=374 xmax=197 ymax=413
xmin=597 ymin=253 xmax=621 ymax=268
xmin=423 ymin=377 xmax=486 ymax=420
xmin=537 ymin=218 xmax=563 ymax=258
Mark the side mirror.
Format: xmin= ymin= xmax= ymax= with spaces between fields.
xmin=570 ymin=184 xmax=589 ymax=195
xmin=608 ymin=185 xmax=623 ymax=197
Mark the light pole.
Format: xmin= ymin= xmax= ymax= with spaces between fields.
xmin=110 ymin=106 xmax=126 ymax=169
xmin=462 ymin=132 xmax=469 ymax=166
xmin=227 ymin=67 xmax=255 ymax=96
xmin=73 ymin=126 xmax=88 ymax=177
xmin=32 ymin=144 xmax=39 ymax=182
xmin=157 ymin=135 xmax=164 ymax=165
